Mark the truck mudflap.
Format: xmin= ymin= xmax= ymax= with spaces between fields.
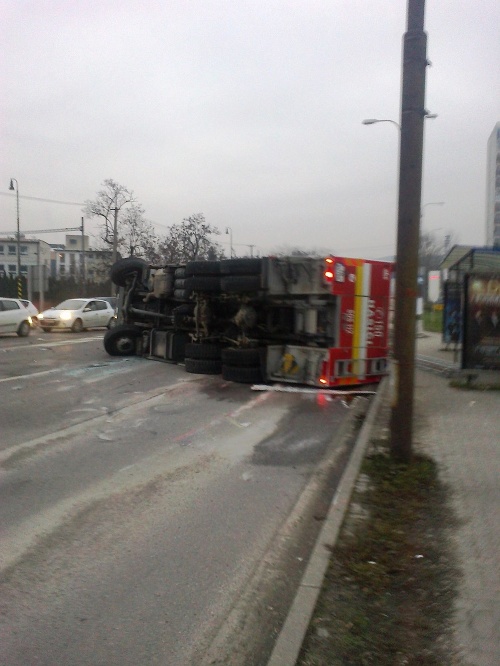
xmin=266 ymin=345 xmax=330 ymax=387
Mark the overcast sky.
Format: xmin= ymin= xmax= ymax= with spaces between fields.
xmin=1 ymin=0 xmax=499 ymax=259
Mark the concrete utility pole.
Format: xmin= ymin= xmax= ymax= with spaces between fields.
xmin=390 ymin=0 xmax=428 ymax=463
xmin=81 ymin=217 xmax=86 ymax=296
xmin=111 ymin=206 xmax=119 ymax=296
xmin=112 ymin=206 xmax=119 ymax=266
xmin=9 ymin=178 xmax=22 ymax=297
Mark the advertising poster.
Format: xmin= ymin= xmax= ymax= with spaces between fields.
xmin=463 ymin=274 xmax=500 ymax=369
xmin=443 ymin=281 xmax=462 ymax=345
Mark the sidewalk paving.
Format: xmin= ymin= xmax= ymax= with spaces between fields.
xmin=269 ymin=331 xmax=500 ymax=666
xmin=414 ymin=334 xmax=500 ymax=666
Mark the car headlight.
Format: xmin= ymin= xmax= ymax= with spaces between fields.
xmin=38 ymin=313 xmax=44 ymax=320
xmin=60 ymin=311 xmax=73 ymax=321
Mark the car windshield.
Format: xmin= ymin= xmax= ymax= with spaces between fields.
xmin=55 ymin=299 xmax=85 ymax=310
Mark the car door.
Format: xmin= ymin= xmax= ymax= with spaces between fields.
xmin=0 ymin=300 xmax=7 ymax=333
xmin=82 ymin=301 xmax=99 ymax=328
xmin=95 ymin=300 xmax=111 ymax=327
xmin=0 ymin=299 xmax=21 ymax=334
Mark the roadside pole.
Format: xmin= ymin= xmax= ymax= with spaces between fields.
xmin=390 ymin=0 xmax=428 ymax=463
xmin=111 ymin=206 xmax=118 ymax=296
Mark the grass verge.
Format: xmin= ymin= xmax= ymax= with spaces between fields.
xmin=449 ymin=379 xmax=500 ymax=391
xmin=297 ymin=441 xmax=460 ymax=666
xmin=423 ymin=310 xmax=443 ymax=333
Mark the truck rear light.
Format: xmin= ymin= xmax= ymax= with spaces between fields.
xmin=319 ymin=359 xmax=329 ymax=385
xmin=323 ymin=256 xmax=335 ymax=282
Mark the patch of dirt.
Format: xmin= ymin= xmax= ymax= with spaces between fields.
xmin=297 ymin=433 xmax=462 ymax=666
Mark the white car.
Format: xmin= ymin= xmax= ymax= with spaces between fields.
xmin=0 ymin=297 xmax=33 ymax=337
xmin=19 ymin=299 xmax=40 ymax=325
xmin=38 ymin=298 xmax=116 ymax=333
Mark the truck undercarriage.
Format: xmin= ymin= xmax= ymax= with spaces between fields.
xmin=104 ymin=255 xmax=391 ymax=387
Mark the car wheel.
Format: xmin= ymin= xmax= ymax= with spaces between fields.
xmin=42 ymin=327 xmax=52 ymax=333
xmin=107 ymin=317 xmax=117 ymax=329
xmin=110 ymin=257 xmax=148 ymax=288
xmin=103 ymin=325 xmax=141 ymax=356
xmin=71 ymin=318 xmax=84 ymax=333
xmin=17 ymin=320 xmax=31 ymax=337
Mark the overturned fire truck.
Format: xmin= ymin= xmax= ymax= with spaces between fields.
xmin=104 ymin=255 xmax=393 ymax=387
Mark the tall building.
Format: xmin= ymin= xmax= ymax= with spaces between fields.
xmin=486 ymin=122 xmax=500 ymax=246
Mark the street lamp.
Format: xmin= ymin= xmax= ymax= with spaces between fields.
xmin=225 ymin=227 xmax=234 ymax=258
xmin=420 ymin=201 xmax=444 ymax=218
xmin=9 ymin=178 xmax=21 ymax=294
xmin=362 ymin=118 xmax=401 ymax=130
xmin=362 ymin=112 xmax=436 ymax=130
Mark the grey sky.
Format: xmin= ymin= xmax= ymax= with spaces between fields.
xmin=1 ymin=0 xmax=499 ymax=259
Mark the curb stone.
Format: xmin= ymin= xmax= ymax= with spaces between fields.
xmin=266 ymin=376 xmax=390 ymax=666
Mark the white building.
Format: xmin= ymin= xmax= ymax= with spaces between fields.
xmin=0 ymin=237 xmax=51 ymax=278
xmin=49 ymin=235 xmax=112 ymax=282
xmin=0 ymin=234 xmax=111 ymax=284
xmin=486 ymin=122 xmax=500 ymax=247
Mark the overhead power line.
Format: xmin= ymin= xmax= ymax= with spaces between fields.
xmin=0 ymin=191 xmax=84 ymax=206
xmin=2 ymin=227 xmax=83 ymax=235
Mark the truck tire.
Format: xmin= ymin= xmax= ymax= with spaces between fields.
xmin=185 ymin=260 xmax=220 ymax=276
xmin=220 ymin=258 xmax=262 ymax=275
xmin=184 ymin=276 xmax=221 ymax=293
xmin=184 ymin=358 xmax=222 ymax=375
xmin=110 ymin=257 xmax=148 ymax=287
xmin=174 ymin=267 xmax=186 ymax=279
xmin=221 ymin=347 xmax=262 ymax=367
xmin=174 ymin=278 xmax=186 ymax=289
xmin=103 ymin=325 xmax=141 ymax=356
xmin=222 ymin=365 xmax=263 ymax=384
xmin=174 ymin=289 xmax=190 ymax=300
xmin=220 ymin=275 xmax=261 ymax=293
xmin=185 ymin=343 xmax=222 ymax=360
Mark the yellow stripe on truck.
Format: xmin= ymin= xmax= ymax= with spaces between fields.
xmin=352 ymin=261 xmax=371 ymax=379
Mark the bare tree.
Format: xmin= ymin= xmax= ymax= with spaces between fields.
xmin=270 ymin=245 xmax=333 ymax=258
xmin=419 ymin=230 xmax=457 ymax=273
xmin=83 ymin=179 xmax=136 ymax=250
xmin=120 ymin=204 xmax=159 ymax=261
xmin=158 ymin=214 xmax=224 ymax=263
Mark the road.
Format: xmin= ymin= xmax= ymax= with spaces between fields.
xmin=0 ymin=329 xmax=364 ymax=665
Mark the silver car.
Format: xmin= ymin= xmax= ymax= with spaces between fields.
xmin=38 ymin=298 xmax=115 ymax=333
xmin=0 ymin=297 xmax=33 ymax=337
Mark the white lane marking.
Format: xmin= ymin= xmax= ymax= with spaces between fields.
xmin=0 ymin=336 xmax=102 ymax=352
xmin=0 ymin=368 xmax=65 ymax=384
